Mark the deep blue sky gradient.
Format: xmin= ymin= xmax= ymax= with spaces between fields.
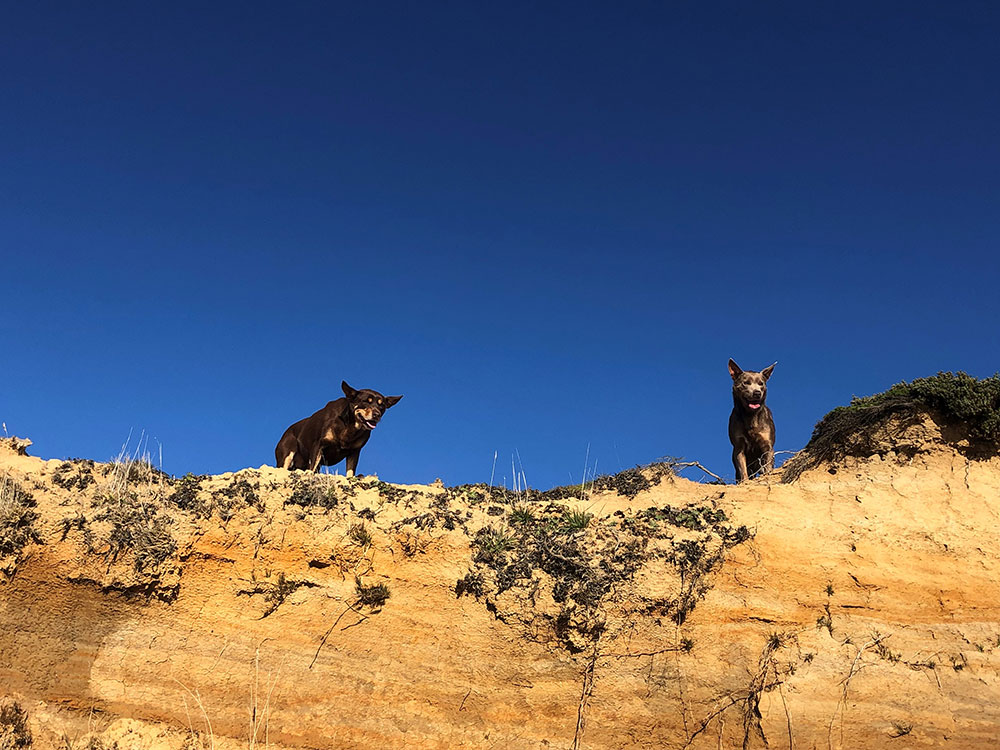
xmin=3 ymin=2 xmax=998 ymax=487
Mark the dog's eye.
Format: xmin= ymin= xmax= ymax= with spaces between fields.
xmin=368 ymin=396 xmax=373 ymax=403
xmin=377 ymin=399 xmax=383 ymax=406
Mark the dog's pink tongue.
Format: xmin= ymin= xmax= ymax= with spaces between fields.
xmin=748 ymin=403 xmax=761 ymax=410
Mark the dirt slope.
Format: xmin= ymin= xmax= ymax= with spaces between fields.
xmin=2 ymin=424 xmax=1000 ymax=750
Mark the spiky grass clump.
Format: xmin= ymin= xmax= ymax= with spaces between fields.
xmin=472 ymin=527 xmax=515 ymax=565
xmin=262 ymin=572 xmax=302 ymax=617
xmin=509 ymin=504 xmax=536 ymax=525
xmin=560 ymin=507 xmax=593 ymax=532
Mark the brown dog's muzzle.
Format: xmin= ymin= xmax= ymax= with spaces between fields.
xmin=355 ymin=408 xmax=382 ymax=430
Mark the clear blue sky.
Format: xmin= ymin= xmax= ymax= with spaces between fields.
xmin=2 ymin=2 xmax=998 ymax=487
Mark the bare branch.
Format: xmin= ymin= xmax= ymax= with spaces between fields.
xmin=671 ymin=461 xmax=727 ymax=484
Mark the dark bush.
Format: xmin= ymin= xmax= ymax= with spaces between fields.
xmin=0 ymin=699 xmax=32 ymax=748
xmin=167 ymin=473 xmax=206 ymax=513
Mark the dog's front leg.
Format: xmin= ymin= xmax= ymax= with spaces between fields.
xmin=732 ymin=447 xmax=749 ymax=483
xmin=309 ymin=450 xmax=324 ymax=473
xmin=345 ymin=449 xmax=361 ymax=479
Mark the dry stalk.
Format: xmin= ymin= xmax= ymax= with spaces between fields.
xmin=173 ymin=678 xmax=215 ymax=750
xmin=671 ymin=461 xmax=727 ymax=484
xmin=249 ymin=647 xmax=282 ymax=749
xmin=827 ymin=633 xmax=889 ymax=750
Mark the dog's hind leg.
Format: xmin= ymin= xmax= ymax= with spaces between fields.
xmin=276 ymin=436 xmax=295 ymax=469
xmin=310 ymin=451 xmax=324 ymax=473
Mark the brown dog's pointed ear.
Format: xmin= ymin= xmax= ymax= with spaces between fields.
xmin=761 ymin=362 xmax=777 ymax=381
xmin=342 ymin=381 xmax=358 ymax=399
xmin=384 ymin=395 xmax=402 ymax=408
xmin=728 ymin=359 xmax=742 ymax=379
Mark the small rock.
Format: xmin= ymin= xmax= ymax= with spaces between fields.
xmin=1 ymin=436 xmax=32 ymax=456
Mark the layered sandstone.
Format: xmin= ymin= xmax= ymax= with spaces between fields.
xmin=2 ymin=426 xmax=1000 ymax=749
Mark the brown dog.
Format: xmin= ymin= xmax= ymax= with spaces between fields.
xmin=275 ymin=382 xmax=402 ymax=476
xmin=728 ymin=359 xmax=776 ymax=482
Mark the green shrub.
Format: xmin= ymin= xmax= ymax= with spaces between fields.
xmin=454 ymin=571 xmax=485 ymax=599
xmin=52 ymin=460 xmax=95 ymax=491
xmin=541 ymin=462 xmax=675 ymax=501
xmin=784 ymin=372 xmax=1000 ymax=481
xmin=212 ymin=476 xmax=264 ymax=519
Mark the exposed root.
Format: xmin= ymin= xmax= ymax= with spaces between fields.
xmin=309 ymin=601 xmax=370 ymax=670
xmin=572 ymin=646 xmax=600 ymax=750
xmin=685 ymin=633 xmax=792 ymax=750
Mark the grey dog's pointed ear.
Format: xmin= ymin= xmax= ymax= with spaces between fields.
xmin=728 ymin=359 xmax=742 ymax=379
xmin=761 ymin=362 xmax=777 ymax=381
xmin=384 ymin=395 xmax=403 ymax=408
xmin=342 ymin=381 xmax=357 ymax=399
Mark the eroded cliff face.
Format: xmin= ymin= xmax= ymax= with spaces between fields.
xmin=2 ymin=430 xmax=1000 ymax=750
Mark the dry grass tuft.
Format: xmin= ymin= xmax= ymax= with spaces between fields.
xmin=0 ymin=474 xmax=41 ymax=559
xmin=93 ymin=441 xmax=176 ymax=572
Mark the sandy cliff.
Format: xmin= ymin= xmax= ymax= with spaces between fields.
xmin=2 ymin=419 xmax=1000 ymax=749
